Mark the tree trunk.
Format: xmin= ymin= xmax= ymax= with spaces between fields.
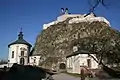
xmin=88 ymin=54 xmax=120 ymax=78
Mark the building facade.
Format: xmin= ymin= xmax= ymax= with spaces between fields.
xmin=66 ymin=46 xmax=99 ymax=74
xmin=43 ymin=8 xmax=110 ymax=30
xmin=29 ymin=55 xmax=41 ymax=66
xmin=8 ymin=31 xmax=32 ymax=66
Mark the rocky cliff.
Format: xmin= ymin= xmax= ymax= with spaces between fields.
xmin=33 ymin=18 xmax=120 ymax=68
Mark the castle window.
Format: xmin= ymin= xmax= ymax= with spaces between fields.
xmin=34 ymin=59 xmax=36 ymax=63
xmin=21 ymin=51 xmax=24 ymax=56
xmin=34 ymin=57 xmax=36 ymax=63
xmin=87 ymin=59 xmax=91 ymax=68
xmin=12 ymin=51 xmax=14 ymax=58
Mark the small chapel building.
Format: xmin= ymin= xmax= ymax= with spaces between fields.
xmin=66 ymin=46 xmax=99 ymax=74
xmin=5 ymin=30 xmax=40 ymax=67
xmin=8 ymin=30 xmax=32 ymax=65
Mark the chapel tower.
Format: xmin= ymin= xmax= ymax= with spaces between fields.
xmin=8 ymin=29 xmax=32 ymax=65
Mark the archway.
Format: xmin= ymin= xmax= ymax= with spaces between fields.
xmin=20 ymin=58 xmax=25 ymax=65
xmin=59 ymin=63 xmax=66 ymax=69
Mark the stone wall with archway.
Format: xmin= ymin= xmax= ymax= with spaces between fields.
xmin=59 ymin=63 xmax=66 ymax=69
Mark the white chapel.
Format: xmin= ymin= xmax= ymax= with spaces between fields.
xmin=4 ymin=30 xmax=40 ymax=67
xmin=0 ymin=30 xmax=41 ymax=68
xmin=8 ymin=30 xmax=32 ymax=66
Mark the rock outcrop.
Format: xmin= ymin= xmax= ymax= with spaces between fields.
xmin=33 ymin=17 xmax=120 ymax=69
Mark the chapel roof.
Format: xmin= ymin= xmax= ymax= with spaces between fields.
xmin=66 ymin=50 xmax=96 ymax=58
xmin=8 ymin=31 xmax=32 ymax=47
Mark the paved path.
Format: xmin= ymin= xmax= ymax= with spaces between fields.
xmin=52 ymin=73 xmax=99 ymax=80
xmin=52 ymin=73 xmax=120 ymax=80
xmin=52 ymin=73 xmax=80 ymax=80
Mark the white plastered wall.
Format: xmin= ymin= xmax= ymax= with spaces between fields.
xmin=8 ymin=44 xmax=30 ymax=65
xmin=29 ymin=56 xmax=41 ymax=66
xmin=66 ymin=54 xmax=98 ymax=74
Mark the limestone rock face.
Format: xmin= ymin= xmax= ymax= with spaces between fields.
xmin=33 ymin=18 xmax=120 ymax=69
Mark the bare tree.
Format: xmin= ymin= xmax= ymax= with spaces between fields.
xmin=84 ymin=0 xmax=108 ymax=17
xmin=76 ymin=36 xmax=120 ymax=65
xmin=74 ymin=36 xmax=120 ymax=78
xmin=89 ymin=0 xmax=108 ymax=12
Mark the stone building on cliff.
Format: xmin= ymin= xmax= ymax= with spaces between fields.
xmin=0 ymin=8 xmax=111 ymax=73
xmin=32 ymin=8 xmax=111 ymax=71
xmin=43 ymin=8 xmax=110 ymax=30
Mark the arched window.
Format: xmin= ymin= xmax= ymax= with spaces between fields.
xmin=34 ymin=57 xmax=36 ymax=62
xmin=21 ymin=51 xmax=24 ymax=56
xmin=12 ymin=51 xmax=14 ymax=58
xmin=20 ymin=58 xmax=24 ymax=65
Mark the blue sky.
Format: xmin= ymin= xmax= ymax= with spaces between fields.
xmin=0 ymin=0 xmax=120 ymax=60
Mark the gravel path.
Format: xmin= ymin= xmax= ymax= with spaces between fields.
xmin=52 ymin=73 xmax=80 ymax=80
xmin=52 ymin=73 xmax=120 ymax=80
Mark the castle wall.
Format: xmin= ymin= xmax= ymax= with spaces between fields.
xmin=43 ymin=14 xmax=110 ymax=30
xmin=69 ymin=17 xmax=110 ymax=26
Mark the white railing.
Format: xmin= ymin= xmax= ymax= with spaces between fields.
xmin=43 ymin=14 xmax=110 ymax=30
xmin=69 ymin=17 xmax=110 ymax=26
xmin=0 ymin=63 xmax=13 ymax=68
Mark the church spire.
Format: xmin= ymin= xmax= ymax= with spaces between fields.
xmin=20 ymin=27 xmax=22 ymax=32
xmin=18 ymin=27 xmax=23 ymax=40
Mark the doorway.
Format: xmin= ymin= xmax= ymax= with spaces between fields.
xmin=20 ymin=58 xmax=25 ymax=65
xmin=59 ymin=63 xmax=66 ymax=69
